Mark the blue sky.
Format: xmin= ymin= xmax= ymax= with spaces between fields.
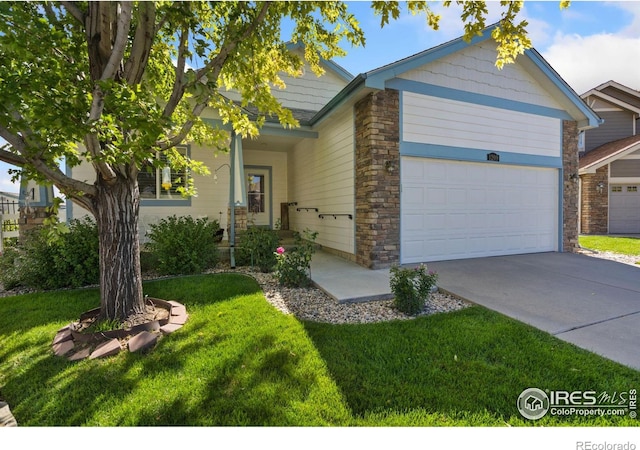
xmin=2 ymin=1 xmax=640 ymax=193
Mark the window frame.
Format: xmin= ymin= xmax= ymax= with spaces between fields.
xmin=139 ymin=145 xmax=192 ymax=207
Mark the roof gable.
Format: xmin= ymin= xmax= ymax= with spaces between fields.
xmin=315 ymin=24 xmax=600 ymax=129
xmin=582 ymin=82 xmax=640 ymax=115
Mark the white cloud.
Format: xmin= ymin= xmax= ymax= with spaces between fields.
xmin=542 ymin=32 xmax=640 ymax=94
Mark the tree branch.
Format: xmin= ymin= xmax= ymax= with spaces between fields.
xmin=101 ymin=1 xmax=132 ymax=81
xmin=160 ymin=2 xmax=272 ymax=146
xmin=0 ymin=146 xmax=27 ymax=168
xmin=0 ymin=126 xmax=97 ymax=199
xmin=195 ymin=2 xmax=272 ymax=84
xmin=124 ymin=2 xmax=156 ymax=85
xmin=60 ymin=1 xmax=86 ymax=25
xmin=162 ymin=28 xmax=189 ymax=118
xmin=158 ymin=102 xmax=208 ymax=150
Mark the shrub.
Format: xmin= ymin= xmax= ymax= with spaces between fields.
xmin=389 ymin=264 xmax=438 ymax=315
xmin=236 ymin=227 xmax=280 ymax=272
xmin=147 ymin=215 xmax=220 ymax=275
xmin=0 ymin=246 xmax=22 ymax=290
xmin=274 ymin=229 xmax=318 ymax=287
xmin=0 ymin=217 xmax=99 ymax=290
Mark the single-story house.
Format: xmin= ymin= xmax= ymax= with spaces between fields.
xmin=578 ymin=81 xmax=640 ymax=234
xmin=68 ymin=25 xmax=600 ymax=268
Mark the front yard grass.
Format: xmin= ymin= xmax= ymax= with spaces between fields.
xmin=0 ymin=273 xmax=638 ymax=426
xmin=580 ymin=235 xmax=640 ymax=257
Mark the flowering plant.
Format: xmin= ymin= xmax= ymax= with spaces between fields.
xmin=274 ymin=229 xmax=318 ymax=287
xmin=389 ymin=264 xmax=438 ymax=315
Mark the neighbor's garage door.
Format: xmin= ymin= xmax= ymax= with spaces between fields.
xmin=401 ymin=157 xmax=559 ymax=263
xmin=610 ymin=185 xmax=640 ymax=234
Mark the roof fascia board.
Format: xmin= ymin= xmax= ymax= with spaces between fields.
xmin=524 ymin=48 xmax=601 ymax=129
xmin=581 ymin=90 xmax=640 ymax=115
xmin=363 ymin=25 xmax=498 ymax=90
xmin=594 ymin=80 xmax=640 ymax=100
xmin=579 ymin=141 xmax=640 ymax=173
xmin=309 ymin=73 xmax=368 ymax=126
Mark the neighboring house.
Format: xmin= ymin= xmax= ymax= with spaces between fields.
xmin=579 ymin=81 xmax=640 ymax=234
xmin=68 ymin=25 xmax=600 ymax=268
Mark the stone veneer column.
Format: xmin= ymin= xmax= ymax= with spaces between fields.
xmin=19 ymin=206 xmax=55 ymax=240
xmin=562 ymin=120 xmax=580 ymax=252
xmin=226 ymin=206 xmax=248 ymax=243
xmin=580 ymin=166 xmax=609 ymax=234
xmin=354 ymin=89 xmax=400 ymax=269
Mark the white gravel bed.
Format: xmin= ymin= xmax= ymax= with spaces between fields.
xmin=577 ymin=248 xmax=640 ymax=267
xmin=214 ymin=267 xmax=470 ymax=324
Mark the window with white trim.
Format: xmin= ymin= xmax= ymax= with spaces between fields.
xmin=138 ymin=147 xmax=188 ymax=200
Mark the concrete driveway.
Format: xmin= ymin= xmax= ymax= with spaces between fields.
xmin=428 ymin=252 xmax=640 ymax=371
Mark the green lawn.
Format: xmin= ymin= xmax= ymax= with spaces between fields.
xmin=1 ymin=273 xmax=639 ymax=426
xmin=580 ymin=235 xmax=640 ymax=257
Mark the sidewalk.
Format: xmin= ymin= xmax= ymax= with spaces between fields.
xmin=310 ymin=251 xmax=392 ymax=303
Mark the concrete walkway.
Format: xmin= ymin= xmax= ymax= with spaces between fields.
xmin=310 ymin=251 xmax=392 ymax=302
xmin=310 ymin=250 xmax=640 ymax=371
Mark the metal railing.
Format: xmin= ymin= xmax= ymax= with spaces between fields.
xmin=0 ymin=199 xmax=20 ymax=253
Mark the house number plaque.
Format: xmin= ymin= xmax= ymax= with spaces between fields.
xmin=487 ymin=152 xmax=500 ymax=162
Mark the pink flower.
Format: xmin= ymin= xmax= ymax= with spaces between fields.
xmin=276 ymin=246 xmax=285 ymax=255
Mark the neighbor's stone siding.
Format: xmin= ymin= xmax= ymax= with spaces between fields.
xmin=354 ymin=89 xmax=400 ymax=269
xmin=580 ymin=166 xmax=609 ymax=234
xmin=562 ymin=120 xmax=580 ymax=252
xmin=19 ymin=206 xmax=55 ymax=240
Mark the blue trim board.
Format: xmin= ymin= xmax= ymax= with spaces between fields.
xmin=400 ymin=142 xmax=563 ymax=169
xmin=364 ymin=25 xmax=496 ymax=90
xmin=557 ymin=168 xmax=564 ymax=252
xmin=202 ymin=118 xmax=318 ymax=139
xmin=388 ymin=78 xmax=573 ymax=120
xmin=525 ymin=48 xmax=601 ymax=128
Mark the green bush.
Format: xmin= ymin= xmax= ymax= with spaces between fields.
xmin=274 ymin=229 xmax=318 ymax=287
xmin=389 ymin=264 xmax=438 ymax=315
xmin=236 ymin=227 xmax=280 ymax=272
xmin=0 ymin=217 xmax=99 ymax=290
xmin=0 ymin=246 xmax=22 ymax=290
xmin=147 ymin=215 xmax=220 ymax=275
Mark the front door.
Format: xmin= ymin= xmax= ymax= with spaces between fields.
xmin=245 ymin=166 xmax=272 ymax=227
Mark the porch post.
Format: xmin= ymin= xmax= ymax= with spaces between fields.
xmin=229 ymin=131 xmax=247 ymax=268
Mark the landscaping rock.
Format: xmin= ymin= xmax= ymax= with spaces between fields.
xmin=160 ymin=323 xmax=183 ymax=334
xmin=89 ymin=339 xmax=121 ymax=359
xmin=67 ymin=347 xmax=92 ymax=362
xmin=170 ymin=304 xmax=187 ymax=317
xmin=52 ymin=328 xmax=73 ymax=345
xmin=0 ymin=401 xmax=17 ymax=427
xmin=128 ymin=331 xmax=158 ymax=353
xmin=53 ymin=340 xmax=75 ymax=357
xmin=169 ymin=313 xmax=188 ymax=325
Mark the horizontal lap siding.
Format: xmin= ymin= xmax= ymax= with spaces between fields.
xmin=584 ymin=110 xmax=635 ymax=152
xmin=288 ymin=107 xmax=355 ymax=254
xmin=403 ymin=92 xmax=561 ymax=157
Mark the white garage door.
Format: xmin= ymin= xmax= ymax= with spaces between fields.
xmin=610 ymin=185 xmax=640 ymax=234
xmin=401 ymin=157 xmax=559 ymax=263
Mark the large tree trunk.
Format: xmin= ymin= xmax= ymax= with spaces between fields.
xmin=93 ymin=175 xmax=145 ymax=322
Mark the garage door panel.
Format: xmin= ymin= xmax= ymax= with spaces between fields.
xmin=610 ymin=185 xmax=640 ymax=233
xmin=401 ymin=158 xmax=559 ymax=263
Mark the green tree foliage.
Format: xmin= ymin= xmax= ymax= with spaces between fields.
xmin=0 ymin=1 xmax=553 ymax=320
